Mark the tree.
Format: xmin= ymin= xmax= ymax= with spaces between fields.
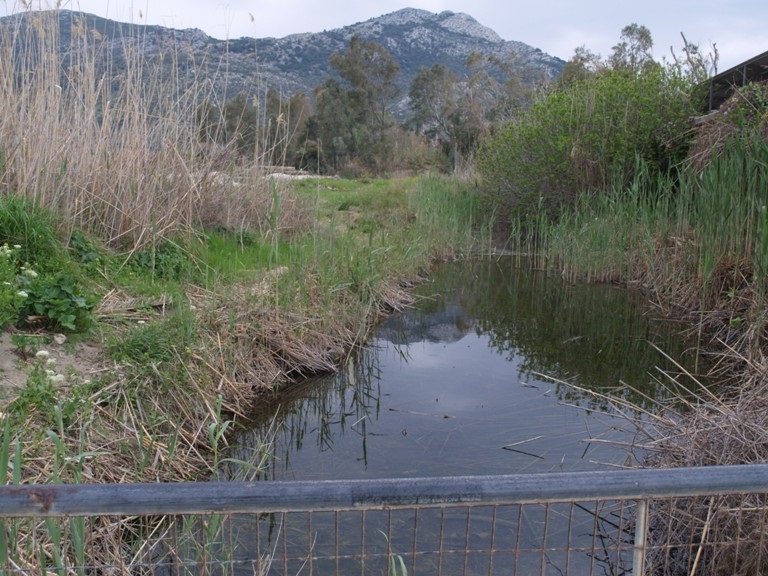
xmin=671 ymin=32 xmax=719 ymax=84
xmin=317 ymin=35 xmax=400 ymax=171
xmin=558 ymin=46 xmax=603 ymax=86
xmin=330 ymin=34 xmax=401 ymax=129
xmin=304 ymin=79 xmax=358 ymax=171
xmin=408 ymin=64 xmax=459 ymax=146
xmin=609 ymin=24 xmax=654 ymax=72
xmin=486 ymin=52 xmax=536 ymax=122
xmin=222 ymin=93 xmax=259 ymax=157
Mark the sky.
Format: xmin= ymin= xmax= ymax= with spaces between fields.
xmin=3 ymin=0 xmax=767 ymax=71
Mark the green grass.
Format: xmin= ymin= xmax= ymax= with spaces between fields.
xmin=513 ymin=130 xmax=768 ymax=356
xmin=0 ymin=173 xmax=489 ymax=572
xmin=0 ymin=195 xmax=65 ymax=268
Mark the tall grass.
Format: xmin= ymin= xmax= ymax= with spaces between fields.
xmin=0 ymin=9 xmax=277 ymax=249
xmin=525 ymin=131 xmax=768 ymax=357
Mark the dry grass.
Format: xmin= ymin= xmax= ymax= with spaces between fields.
xmin=637 ymin=348 xmax=768 ymax=575
xmin=0 ymin=8 xmax=452 ymax=575
xmin=686 ymin=82 xmax=768 ymax=173
xmin=0 ymin=10 xmax=287 ymax=250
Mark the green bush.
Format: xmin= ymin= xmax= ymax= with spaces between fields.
xmin=0 ymin=197 xmax=97 ymax=332
xmin=128 ymin=241 xmax=194 ymax=281
xmin=477 ymin=65 xmax=695 ymax=225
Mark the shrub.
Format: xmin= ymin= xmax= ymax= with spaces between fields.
xmin=477 ymin=65 xmax=695 ymax=225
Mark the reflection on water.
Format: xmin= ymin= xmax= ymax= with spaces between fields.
xmin=218 ymin=257 xmax=703 ymax=575
xmin=229 ymin=257 xmax=701 ymax=482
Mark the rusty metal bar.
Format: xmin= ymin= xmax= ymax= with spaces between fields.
xmin=1 ymin=464 xmax=767 ymax=518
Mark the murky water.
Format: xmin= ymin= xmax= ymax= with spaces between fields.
xmin=231 ymin=256 xmax=700 ymax=481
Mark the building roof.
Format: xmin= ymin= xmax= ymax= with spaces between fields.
xmin=705 ymin=49 xmax=768 ymax=111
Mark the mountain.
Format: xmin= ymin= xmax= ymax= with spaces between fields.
xmin=0 ymin=8 xmax=565 ymax=106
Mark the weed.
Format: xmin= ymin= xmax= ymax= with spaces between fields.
xmin=0 ymin=242 xmax=26 ymax=327
xmin=108 ymin=309 xmax=194 ymax=366
xmin=129 ymin=240 xmax=195 ymax=282
xmin=0 ymin=236 xmax=96 ymax=332
xmin=0 ymin=196 xmax=64 ymax=266
xmin=208 ymin=394 xmax=233 ymax=473
xmin=6 ymin=349 xmax=64 ymax=425
xmin=378 ymin=530 xmax=408 ymax=576
xmin=68 ymin=229 xmax=103 ymax=266
xmin=15 ymin=269 xmax=96 ymax=332
xmin=9 ymin=333 xmax=49 ymax=360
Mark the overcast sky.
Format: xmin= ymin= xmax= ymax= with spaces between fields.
xmin=4 ymin=0 xmax=767 ymax=71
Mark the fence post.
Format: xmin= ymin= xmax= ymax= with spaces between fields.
xmin=633 ymin=498 xmax=648 ymax=574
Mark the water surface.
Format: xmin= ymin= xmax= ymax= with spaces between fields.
xmin=234 ymin=256 xmax=699 ymax=481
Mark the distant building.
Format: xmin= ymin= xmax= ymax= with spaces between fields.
xmin=705 ymin=49 xmax=768 ymax=111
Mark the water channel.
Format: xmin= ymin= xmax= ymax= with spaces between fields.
xmin=236 ymin=256 xmax=699 ymax=481
xmin=212 ymin=257 xmax=704 ymax=575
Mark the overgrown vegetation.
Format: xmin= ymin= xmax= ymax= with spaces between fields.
xmin=0 ymin=8 xmax=491 ymax=572
xmin=2 ymin=3 xmax=766 ymax=571
xmin=478 ymin=26 xmax=699 ymax=223
xmin=478 ymin=21 xmax=768 ymax=575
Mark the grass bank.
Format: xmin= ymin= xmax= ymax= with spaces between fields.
xmin=0 ymin=174 xmax=487 ymax=570
xmin=1 ymin=174 xmax=486 ymax=478
xmin=0 ymin=7 xmax=486 ymax=481
xmin=511 ymin=121 xmax=768 ymax=573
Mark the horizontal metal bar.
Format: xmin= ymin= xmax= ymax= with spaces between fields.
xmin=1 ymin=464 xmax=767 ymax=517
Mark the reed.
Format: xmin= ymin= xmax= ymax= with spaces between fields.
xmin=529 ymin=132 xmax=768 ymax=351
xmin=0 ymin=7 xmax=493 ymax=573
xmin=518 ymin=112 xmax=768 ymax=572
xmin=0 ymin=8 xmax=279 ymax=250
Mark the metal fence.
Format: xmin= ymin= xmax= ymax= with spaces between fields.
xmin=1 ymin=464 xmax=768 ymax=575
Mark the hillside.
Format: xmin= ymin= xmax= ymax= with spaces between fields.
xmin=0 ymin=7 xmax=564 ymax=106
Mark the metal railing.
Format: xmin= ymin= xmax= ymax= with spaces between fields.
xmin=1 ymin=464 xmax=767 ymax=575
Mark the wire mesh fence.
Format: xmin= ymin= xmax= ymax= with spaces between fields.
xmin=1 ymin=464 xmax=767 ymax=575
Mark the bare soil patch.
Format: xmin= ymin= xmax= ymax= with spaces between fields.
xmin=0 ymin=330 xmax=105 ymax=403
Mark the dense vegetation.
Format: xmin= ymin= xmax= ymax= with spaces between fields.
xmin=2 ymin=6 xmax=768 ymax=571
xmin=476 ymin=23 xmax=768 ymax=576
xmin=0 ymin=10 xmax=495 ymax=570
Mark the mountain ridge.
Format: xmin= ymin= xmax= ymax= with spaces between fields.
xmin=0 ymin=7 xmax=565 ymax=105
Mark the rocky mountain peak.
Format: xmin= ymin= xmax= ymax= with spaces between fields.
xmin=0 ymin=7 xmax=565 ymax=110
xmin=355 ymin=7 xmax=504 ymax=44
xmin=434 ymin=11 xmax=503 ymax=43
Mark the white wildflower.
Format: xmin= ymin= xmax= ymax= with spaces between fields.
xmin=16 ymin=290 xmax=28 ymax=298
xmin=48 ymin=374 xmax=65 ymax=384
xmin=35 ymin=350 xmax=50 ymax=359
xmin=22 ymin=268 xmax=38 ymax=279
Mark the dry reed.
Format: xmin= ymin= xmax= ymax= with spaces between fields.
xmin=0 ymin=9 xmax=290 ymax=249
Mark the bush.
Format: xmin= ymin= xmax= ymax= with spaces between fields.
xmin=477 ymin=65 xmax=695 ymax=225
xmin=0 ymin=197 xmax=97 ymax=332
